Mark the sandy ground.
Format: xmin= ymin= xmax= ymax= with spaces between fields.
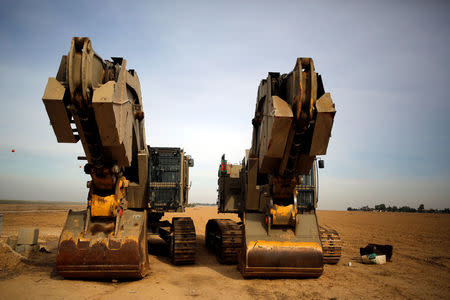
xmin=0 ymin=205 xmax=449 ymax=300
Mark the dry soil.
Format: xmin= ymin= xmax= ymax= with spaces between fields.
xmin=0 ymin=204 xmax=449 ymax=300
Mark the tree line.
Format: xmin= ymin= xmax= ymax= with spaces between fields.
xmin=347 ymin=203 xmax=450 ymax=214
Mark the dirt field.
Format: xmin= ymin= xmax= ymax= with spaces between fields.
xmin=0 ymin=204 xmax=449 ymax=300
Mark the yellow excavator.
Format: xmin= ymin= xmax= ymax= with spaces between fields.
xmin=42 ymin=38 xmax=195 ymax=279
xmin=206 ymin=58 xmax=341 ymax=277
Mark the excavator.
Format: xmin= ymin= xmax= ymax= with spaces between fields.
xmin=42 ymin=37 xmax=195 ymax=279
xmin=206 ymin=58 xmax=342 ymax=277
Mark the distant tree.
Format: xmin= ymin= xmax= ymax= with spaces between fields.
xmin=399 ymin=206 xmax=417 ymax=212
xmin=399 ymin=206 xmax=410 ymax=212
xmin=361 ymin=205 xmax=371 ymax=211
xmin=347 ymin=207 xmax=353 ymax=211
xmin=375 ymin=204 xmax=386 ymax=211
xmin=355 ymin=204 xmax=447 ymax=213
xmin=418 ymin=204 xmax=424 ymax=212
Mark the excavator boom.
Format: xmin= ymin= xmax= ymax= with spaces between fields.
xmin=43 ymin=37 xmax=150 ymax=279
xmin=207 ymin=58 xmax=341 ymax=278
xmin=43 ymin=38 xmax=196 ymax=279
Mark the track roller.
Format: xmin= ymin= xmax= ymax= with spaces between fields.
xmin=319 ymin=226 xmax=342 ymax=264
xmin=205 ymin=219 xmax=243 ymax=264
xmin=170 ymin=217 xmax=196 ymax=265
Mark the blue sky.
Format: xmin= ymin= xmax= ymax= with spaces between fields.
xmin=0 ymin=0 xmax=449 ymax=210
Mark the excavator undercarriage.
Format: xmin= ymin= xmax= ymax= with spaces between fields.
xmin=205 ymin=219 xmax=242 ymax=264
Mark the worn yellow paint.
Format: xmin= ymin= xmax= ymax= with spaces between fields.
xmin=90 ymin=194 xmax=117 ymax=217
xmin=90 ymin=176 xmax=129 ymax=217
xmin=248 ymin=240 xmax=322 ymax=250
xmin=270 ymin=204 xmax=297 ymax=225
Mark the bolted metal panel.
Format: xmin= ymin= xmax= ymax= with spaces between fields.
xmin=92 ymin=81 xmax=120 ymax=145
xmin=310 ymin=93 xmax=336 ymax=155
xmin=42 ymin=78 xmax=77 ymax=143
xmin=245 ymin=158 xmax=260 ymax=211
xmin=92 ymin=71 xmax=134 ymax=167
xmin=148 ymin=147 xmax=192 ymax=212
xmin=258 ymin=96 xmax=293 ymax=174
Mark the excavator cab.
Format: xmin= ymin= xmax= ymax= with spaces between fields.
xmin=297 ymin=165 xmax=316 ymax=212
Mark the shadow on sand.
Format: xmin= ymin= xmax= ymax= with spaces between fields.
xmin=148 ymin=234 xmax=243 ymax=280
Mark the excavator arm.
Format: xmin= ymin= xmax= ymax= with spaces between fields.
xmin=207 ymin=58 xmax=341 ymax=278
xmin=240 ymin=58 xmax=337 ymax=277
xmin=250 ymin=58 xmax=336 ymax=177
xmin=43 ymin=37 xmax=149 ymax=212
xmin=42 ymin=38 xmax=149 ymax=278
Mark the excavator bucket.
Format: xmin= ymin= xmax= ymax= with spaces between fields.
xmin=240 ymin=213 xmax=323 ymax=278
xmin=56 ymin=209 xmax=149 ymax=279
xmin=242 ymin=240 xmax=323 ymax=277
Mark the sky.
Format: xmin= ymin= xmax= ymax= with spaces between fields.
xmin=0 ymin=0 xmax=449 ymax=210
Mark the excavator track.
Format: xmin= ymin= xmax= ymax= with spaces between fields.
xmin=319 ymin=226 xmax=342 ymax=264
xmin=171 ymin=217 xmax=196 ymax=265
xmin=43 ymin=38 xmax=195 ymax=280
xmin=205 ymin=219 xmax=243 ymax=264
